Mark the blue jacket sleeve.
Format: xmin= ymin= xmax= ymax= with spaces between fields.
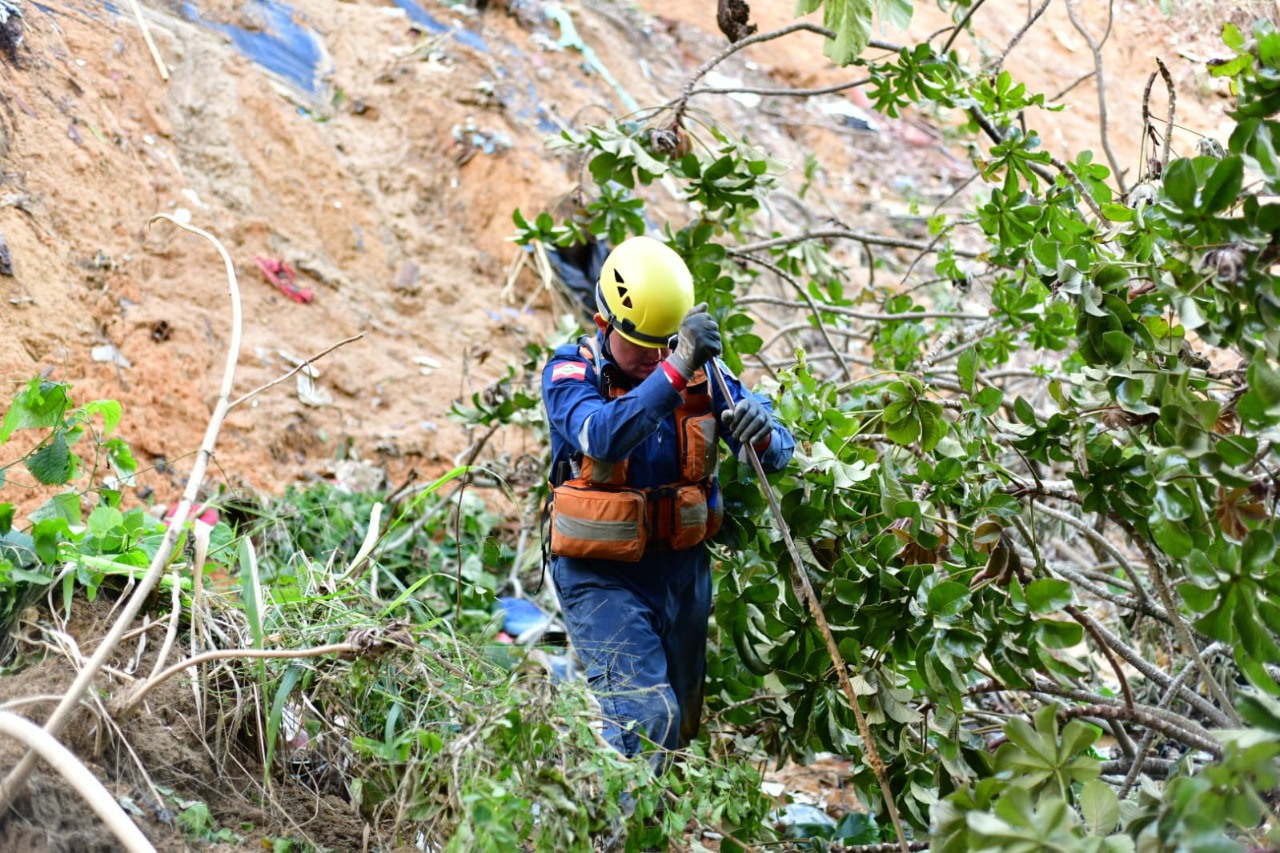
xmin=542 ymin=349 xmax=683 ymax=463
xmin=708 ymin=358 xmax=795 ymax=474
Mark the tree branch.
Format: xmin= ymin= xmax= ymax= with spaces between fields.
xmin=734 ymin=229 xmax=982 ymax=259
xmin=1064 ymin=0 xmax=1127 ymax=195
xmin=672 ymin=23 xmax=900 ymax=124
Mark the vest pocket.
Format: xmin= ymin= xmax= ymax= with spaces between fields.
xmin=550 ymin=480 xmax=648 ymax=562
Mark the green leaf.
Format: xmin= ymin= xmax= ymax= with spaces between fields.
xmin=927 ymin=581 xmax=972 ymax=618
xmin=1100 ymin=330 xmax=1134 ymax=365
xmin=0 ymin=504 xmax=11 ymax=535
xmin=919 ymin=406 xmax=947 ymax=453
xmin=29 ymin=493 xmax=81 ymax=526
xmin=0 ymin=381 xmax=70 ymax=444
xmin=975 ymin=386 xmax=1004 ymax=416
xmin=26 ymin=435 xmax=73 ymax=485
xmin=1025 ymin=579 xmax=1072 ymax=614
xmin=1080 ymin=779 xmax=1120 ymax=835
xmin=86 ymin=506 xmax=124 ymax=539
xmin=239 ymin=538 xmax=266 ymax=650
xmin=1222 ymin=21 xmax=1244 ymax=50
xmin=81 ymin=400 xmax=123 ymax=436
xmin=957 ymin=347 xmax=977 ymax=394
xmin=1152 ymin=518 xmax=1194 ymax=559
xmin=1162 ymin=158 xmax=1197 ymax=211
xmin=885 ymin=413 xmax=921 ymax=446
xmin=1200 ymin=156 xmax=1244 ymax=213
xmin=820 ymin=0 xmax=874 ymax=66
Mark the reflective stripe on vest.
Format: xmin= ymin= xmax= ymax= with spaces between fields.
xmin=554 ymin=513 xmax=641 ymax=542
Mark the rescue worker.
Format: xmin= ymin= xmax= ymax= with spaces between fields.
xmin=541 ymin=235 xmax=795 ymax=760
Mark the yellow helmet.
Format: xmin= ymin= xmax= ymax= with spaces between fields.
xmin=596 ymin=236 xmax=694 ymax=348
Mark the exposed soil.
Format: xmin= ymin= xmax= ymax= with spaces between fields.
xmin=0 ymin=0 xmax=1259 ymax=848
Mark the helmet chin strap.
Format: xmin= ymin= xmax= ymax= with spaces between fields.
xmin=601 ymin=324 xmax=617 ymax=362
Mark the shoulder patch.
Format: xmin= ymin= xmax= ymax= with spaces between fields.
xmin=551 ymin=362 xmax=587 ymax=382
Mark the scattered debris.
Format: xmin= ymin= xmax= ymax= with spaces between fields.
xmin=704 ymin=71 xmax=761 ymax=108
xmin=817 ymin=97 xmax=878 ymax=132
xmin=163 ymin=503 xmax=220 ymax=527
xmin=331 ymin=458 xmax=387 ymax=493
xmin=0 ymin=230 xmax=12 ymax=276
xmin=296 ymin=371 xmax=333 ymax=407
xmin=150 ymin=320 xmax=172 ymax=342
xmin=451 ymin=115 xmax=511 ymax=165
xmin=255 ymin=255 xmax=314 ymax=303
xmin=0 ymin=0 xmax=23 ymax=64
xmin=91 ymin=343 xmax=132 ymax=369
xmin=413 ymin=354 xmax=441 ymax=376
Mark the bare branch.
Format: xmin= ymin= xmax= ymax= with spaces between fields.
xmin=689 ymin=76 xmax=871 ymax=100
xmin=1059 ymin=704 xmax=1221 ymax=758
xmin=988 ymin=0 xmax=1051 ymax=74
xmin=1064 ymin=0 xmax=1128 ymax=195
xmin=735 ymin=229 xmax=983 ymax=259
xmin=733 ymin=254 xmax=852 ymax=380
xmin=1156 ymin=58 xmax=1176 ymax=171
xmin=1135 ymin=536 xmax=1240 ymax=726
xmin=734 ymin=293 xmax=989 ymax=322
xmin=229 ymin=333 xmax=366 ymax=409
xmin=672 ymin=23 xmax=901 ymax=123
xmin=940 ymin=0 xmax=991 ymax=55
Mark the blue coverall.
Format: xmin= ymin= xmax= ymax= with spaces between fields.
xmin=542 ymin=333 xmax=795 ymax=757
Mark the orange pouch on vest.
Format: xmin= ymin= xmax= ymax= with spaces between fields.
xmin=655 ymin=483 xmax=716 ymax=551
xmin=550 ymin=480 xmax=648 ymax=562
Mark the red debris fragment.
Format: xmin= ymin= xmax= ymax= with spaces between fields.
xmin=255 ymin=255 xmax=314 ymax=303
xmin=163 ymin=503 xmax=220 ymax=527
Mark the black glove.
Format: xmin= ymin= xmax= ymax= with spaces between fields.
xmin=665 ymin=303 xmax=722 ymax=381
xmin=723 ymin=397 xmax=772 ymax=448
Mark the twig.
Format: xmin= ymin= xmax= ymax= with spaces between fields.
xmin=1119 ymin=646 xmax=1220 ymax=796
xmin=1029 ymin=501 xmax=1159 ymax=613
xmin=117 ymin=643 xmax=357 ymax=714
xmin=1070 ymin=608 xmax=1232 ymax=727
xmin=940 ymin=0 xmax=990 ymax=55
xmin=1066 ymin=604 xmax=1134 ymax=710
xmin=1058 ymin=704 xmax=1221 ymax=758
xmin=1051 ymin=70 xmax=1098 ymax=102
xmin=736 ymin=229 xmax=981 ymax=259
xmin=124 ymin=0 xmax=169 ymax=82
xmin=1011 ymin=513 xmax=1136 ymax=712
xmin=1048 ymin=152 xmax=1107 ymax=220
xmin=670 ymin=23 xmax=901 ymax=124
xmin=988 ymin=0 xmax=1052 ymax=74
xmin=1064 ymin=0 xmax=1127 ymax=195
xmin=0 ymin=712 xmax=156 ymax=852
xmin=689 ymin=76 xmax=871 ymax=100
xmin=731 ymin=254 xmax=851 ymax=380
xmin=229 ymin=333 xmax=365 ymax=409
xmin=0 ymin=215 xmax=242 ymax=811
xmin=1134 ymin=536 xmax=1240 ymax=726
xmin=734 ymin=294 xmax=988 ymax=322
xmin=1048 ymin=562 xmax=1170 ymax=624
xmin=969 ymin=679 xmax=1217 ymax=752
xmin=1155 ymin=58 xmax=1175 ymax=172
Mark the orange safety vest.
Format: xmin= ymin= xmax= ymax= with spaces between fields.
xmin=548 ymin=338 xmax=724 ymax=561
